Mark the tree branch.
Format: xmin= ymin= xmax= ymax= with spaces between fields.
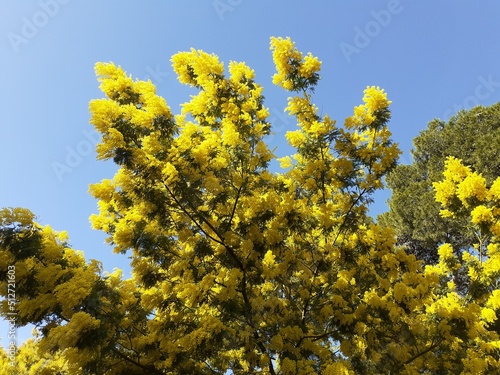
xmin=111 ymin=347 xmax=165 ymax=375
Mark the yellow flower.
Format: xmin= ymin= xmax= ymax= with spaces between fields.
xmin=393 ymin=282 xmax=408 ymax=303
xmin=263 ymin=250 xmax=276 ymax=267
xmin=438 ymin=243 xmax=454 ymax=261
xmin=228 ymin=60 xmax=255 ymax=84
xmin=88 ymin=179 xmax=115 ymax=201
xmin=456 ymin=172 xmax=488 ymax=205
xmin=221 ymin=120 xmax=241 ymax=146
xmin=89 ymin=99 xmax=123 ymax=132
xmin=324 ymin=362 xmax=352 ymax=375
xmin=489 ymin=177 xmax=500 ymax=201
xmin=171 ymin=48 xmax=224 ymax=87
xmin=363 ymin=86 xmax=391 ymax=112
xmin=94 ymin=62 xmax=136 ymax=101
xmin=162 ymin=162 xmax=179 ymax=184
xmin=470 ymin=205 xmax=493 ymax=224
xmin=280 ymin=357 xmax=296 ymax=374
xmin=298 ymin=53 xmax=322 ymax=78
xmin=442 ymin=156 xmax=471 ymax=182
xmin=286 ymin=130 xmax=307 ymax=147
xmin=488 ymin=290 xmax=500 ymax=310
xmin=270 ymin=36 xmax=320 ymax=91
xmin=440 ymin=209 xmax=455 ymax=218
xmin=279 ymin=156 xmax=293 ymax=169
xmin=433 ymin=179 xmax=456 ymax=206
xmin=481 ymin=308 xmax=497 ymax=323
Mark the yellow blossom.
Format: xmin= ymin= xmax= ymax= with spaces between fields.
xmin=471 ymin=205 xmax=493 ymax=224
xmin=363 ymin=86 xmax=392 ymax=112
xmin=456 ymin=172 xmax=488 ymax=205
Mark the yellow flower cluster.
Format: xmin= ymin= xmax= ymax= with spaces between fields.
xmin=270 ymin=36 xmax=321 ymax=91
xmin=94 ymin=62 xmax=134 ymax=99
xmin=434 ymin=156 xmax=491 ymax=210
xmin=425 ymin=156 xmax=500 ymax=371
xmin=171 ymin=48 xmax=224 ymax=87
xmin=0 ymin=338 xmax=70 ymax=375
xmin=345 ymin=86 xmax=391 ymax=129
xmin=89 ymin=62 xmax=175 ymax=166
xmin=434 ymin=156 xmax=500 ymax=219
xmin=363 ymin=86 xmax=392 ymax=112
xmin=471 ymin=205 xmax=494 ymax=224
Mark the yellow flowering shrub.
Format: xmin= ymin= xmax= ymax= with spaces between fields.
xmin=427 ymin=156 xmax=500 ymax=372
xmin=0 ymin=337 xmax=72 ymax=375
xmin=1 ymin=37 xmax=500 ymax=374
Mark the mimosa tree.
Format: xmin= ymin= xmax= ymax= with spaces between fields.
xmin=1 ymin=37 xmax=499 ymax=374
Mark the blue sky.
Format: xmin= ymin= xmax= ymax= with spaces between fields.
xmin=1 ymin=0 xmax=500 ymax=348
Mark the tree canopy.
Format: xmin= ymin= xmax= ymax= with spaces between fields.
xmin=1 ymin=37 xmax=500 ymax=374
xmin=379 ymin=103 xmax=500 ymax=266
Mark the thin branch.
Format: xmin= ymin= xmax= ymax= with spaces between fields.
xmin=297 ymin=329 xmax=337 ymax=347
xmin=225 ymin=184 xmax=243 ymax=233
xmin=332 ymin=187 xmax=368 ymax=246
xmin=161 ymin=180 xmax=225 ymax=247
xmin=401 ymin=341 xmax=441 ymax=367
xmin=111 ymin=347 xmax=165 ymax=375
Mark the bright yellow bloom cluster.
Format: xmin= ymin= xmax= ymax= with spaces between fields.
xmin=363 ymin=85 xmax=392 ymax=112
xmin=171 ymin=48 xmax=224 ymax=87
xmin=270 ymin=36 xmax=321 ymax=91
xmin=433 ymin=158 xmax=500 ymax=280
xmin=425 ymin=156 xmax=500 ymax=372
xmin=0 ymin=338 xmax=70 ymax=375
xmin=345 ymin=86 xmax=391 ymax=129
xmin=471 ymin=205 xmax=494 ymax=224
xmin=434 ymin=156 xmax=499 ymax=215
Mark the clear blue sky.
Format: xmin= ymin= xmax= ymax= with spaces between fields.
xmin=1 ymin=0 xmax=500 ymax=348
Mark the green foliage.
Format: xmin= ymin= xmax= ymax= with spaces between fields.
xmin=379 ymin=102 xmax=500 ymax=267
